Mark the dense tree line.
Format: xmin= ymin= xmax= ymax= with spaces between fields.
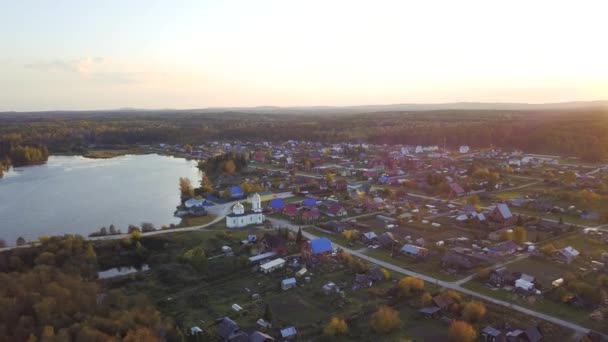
xmin=0 ymin=235 xmax=178 ymax=341
xmin=0 ymin=137 xmax=49 ymax=169
xmin=199 ymin=152 xmax=248 ymax=178
xmin=1 ymin=108 xmax=607 ymax=161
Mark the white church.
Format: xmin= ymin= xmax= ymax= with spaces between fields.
xmin=226 ymin=193 xmax=265 ymax=228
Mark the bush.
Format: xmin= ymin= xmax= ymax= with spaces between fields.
xmin=323 ymin=317 xmax=348 ymax=337
xmin=370 ymin=305 xmax=401 ymax=334
xmin=448 ymin=321 xmax=477 ymax=342
xmin=461 ymin=301 xmax=486 ymax=322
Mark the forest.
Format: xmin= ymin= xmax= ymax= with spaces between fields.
xmin=0 ymin=235 xmax=179 ymax=341
xmin=1 ymin=107 xmax=607 ymax=162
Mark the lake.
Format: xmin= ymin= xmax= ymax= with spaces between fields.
xmin=0 ymin=154 xmax=201 ymax=245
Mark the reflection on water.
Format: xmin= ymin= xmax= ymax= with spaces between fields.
xmin=0 ymin=154 xmax=201 ymax=245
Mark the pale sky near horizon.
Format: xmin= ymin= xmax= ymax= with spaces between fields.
xmin=1 ymin=0 xmax=607 ymax=111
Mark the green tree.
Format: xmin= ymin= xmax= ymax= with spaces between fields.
xmin=263 ymin=304 xmax=273 ymax=322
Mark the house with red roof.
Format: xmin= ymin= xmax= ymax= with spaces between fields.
xmin=283 ymin=203 xmax=299 ymax=217
xmin=302 ymin=207 xmax=321 ymax=223
xmin=326 ymin=204 xmax=348 ymax=217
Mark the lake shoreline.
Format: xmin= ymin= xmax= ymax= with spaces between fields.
xmin=0 ymin=154 xmax=202 ymax=245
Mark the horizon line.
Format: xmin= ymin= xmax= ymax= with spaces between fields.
xmin=2 ymin=99 xmax=608 ymax=114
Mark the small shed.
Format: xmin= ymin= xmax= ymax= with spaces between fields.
xmin=281 ymin=278 xmax=297 ymax=290
xmin=280 ymin=326 xmax=297 ymax=340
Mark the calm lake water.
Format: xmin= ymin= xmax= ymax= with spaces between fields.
xmin=0 ymin=154 xmax=201 ymax=245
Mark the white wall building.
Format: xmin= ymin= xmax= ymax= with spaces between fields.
xmin=226 ymin=193 xmax=265 ymax=228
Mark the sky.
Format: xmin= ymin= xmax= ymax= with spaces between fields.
xmin=1 ymin=0 xmax=607 ymax=111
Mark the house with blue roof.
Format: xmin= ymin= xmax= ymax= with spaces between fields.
xmin=309 ymin=237 xmax=333 ymax=255
xmin=302 ymin=198 xmax=317 ymax=207
xmin=230 ymin=185 xmax=245 ymax=198
xmin=269 ymin=198 xmax=285 ymax=211
xmin=310 ymin=237 xmax=333 ymax=254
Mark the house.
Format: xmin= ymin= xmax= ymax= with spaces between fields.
xmin=354 ymin=273 xmax=373 ymax=289
xmin=505 ymin=327 xmax=543 ymax=342
xmin=432 ymin=293 xmax=455 ymax=310
xmin=442 ymin=248 xmax=493 ymax=270
xmin=400 ymin=244 xmax=429 ymax=258
xmin=515 ymin=278 xmax=535 ymax=292
xmin=260 ymin=258 xmax=286 ymax=274
xmin=362 ymin=231 xmax=378 ymax=243
xmin=217 ymin=317 xmax=246 ymax=342
xmin=378 ymin=232 xmax=398 ymax=249
xmin=184 ymin=198 xmax=209 ymax=209
xmin=302 ymin=198 xmax=317 ymax=207
xmin=481 ymin=326 xmax=505 ymax=342
xmin=485 ymin=240 xmax=520 ymax=257
xmin=310 ymin=237 xmax=333 ymax=255
xmin=553 ymin=246 xmax=579 ymax=264
xmin=489 ymin=267 xmax=517 ymax=287
xmin=281 ymin=278 xmax=297 ymax=290
xmin=301 ymin=207 xmax=321 ymax=222
xmin=367 ymin=265 xmax=385 ymax=282
xmin=280 ymin=326 xmax=297 ymax=340
xmin=283 ymin=203 xmax=299 ymax=217
xmin=269 ymin=198 xmax=285 ymax=212
xmin=230 ymin=186 xmax=245 ymax=198
xmin=327 ymin=204 xmax=348 ymax=217
xmin=449 ymin=182 xmax=466 ymax=197
xmin=490 ymin=203 xmax=514 ymax=223
xmin=418 ymin=306 xmax=441 ymax=318
xmin=249 ymin=331 xmax=275 ymax=342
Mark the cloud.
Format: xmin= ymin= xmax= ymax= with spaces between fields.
xmin=22 ymin=57 xmax=163 ymax=84
xmin=24 ymin=57 xmax=105 ymax=75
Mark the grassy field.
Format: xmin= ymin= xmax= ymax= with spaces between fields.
xmin=113 ymin=228 xmax=455 ymax=341
xmin=505 ymin=257 xmax=574 ymax=288
xmin=547 ymin=233 xmax=608 ymax=258
xmin=179 ymin=215 xmax=218 ymax=228
xmin=462 ymin=281 xmax=606 ymax=333
xmin=363 ymin=248 xmax=462 ymax=282
xmin=83 ymin=147 xmax=144 ymax=159
xmin=97 ymin=223 xmax=583 ymax=340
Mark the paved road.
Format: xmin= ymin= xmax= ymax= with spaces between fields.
xmin=267 ymin=217 xmax=597 ymax=337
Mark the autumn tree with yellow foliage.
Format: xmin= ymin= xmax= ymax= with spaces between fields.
xmin=324 ymin=317 xmax=348 ymax=337
xmin=370 ymin=305 xmax=401 ymax=334
xmin=448 ymin=321 xmax=477 ymax=342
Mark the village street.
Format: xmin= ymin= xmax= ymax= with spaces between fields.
xmin=266 ymin=216 xmax=597 ymax=338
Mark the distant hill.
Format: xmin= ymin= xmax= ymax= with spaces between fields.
xmin=192 ymin=101 xmax=608 ymax=115
xmin=1 ymin=100 xmax=607 ymax=116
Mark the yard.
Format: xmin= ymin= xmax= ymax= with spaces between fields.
xmin=505 ymin=257 xmax=574 ymax=288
